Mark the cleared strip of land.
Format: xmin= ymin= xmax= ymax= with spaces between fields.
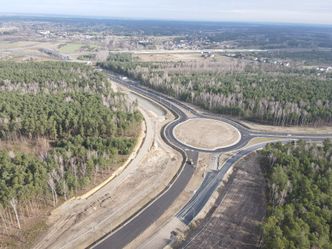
xmin=31 ymin=85 xmax=182 ymax=249
xmin=181 ymin=155 xmax=266 ymax=249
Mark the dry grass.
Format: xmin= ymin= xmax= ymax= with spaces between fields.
xmin=0 ymin=40 xmax=101 ymax=61
xmin=0 ymin=138 xmax=50 ymax=157
xmin=136 ymin=53 xmax=202 ymax=62
xmin=135 ymin=53 xmax=233 ymax=63
xmin=242 ymin=120 xmax=332 ymax=134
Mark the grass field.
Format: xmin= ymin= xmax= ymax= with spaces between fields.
xmin=59 ymin=43 xmax=100 ymax=53
xmin=58 ymin=43 xmax=84 ymax=53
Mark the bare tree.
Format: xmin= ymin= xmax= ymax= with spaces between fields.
xmin=47 ymin=174 xmax=58 ymax=207
xmin=9 ymin=198 xmax=20 ymax=229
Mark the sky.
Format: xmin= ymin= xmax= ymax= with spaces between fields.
xmin=1 ymin=0 xmax=332 ymax=25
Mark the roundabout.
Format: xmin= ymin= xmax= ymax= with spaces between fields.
xmin=173 ymin=118 xmax=241 ymax=151
xmin=92 ymin=72 xmax=332 ymax=249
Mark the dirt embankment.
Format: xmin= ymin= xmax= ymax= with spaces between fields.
xmin=180 ymin=155 xmax=266 ymax=249
xmin=30 ymin=84 xmax=182 ymax=249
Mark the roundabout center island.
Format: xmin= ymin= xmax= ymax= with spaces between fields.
xmin=174 ymin=118 xmax=241 ymax=151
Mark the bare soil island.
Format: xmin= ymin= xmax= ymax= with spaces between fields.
xmin=174 ymin=118 xmax=240 ymax=150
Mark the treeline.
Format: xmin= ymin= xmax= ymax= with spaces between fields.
xmin=0 ymin=61 xmax=110 ymax=96
xmin=260 ymin=140 xmax=332 ymax=249
xmin=254 ymin=50 xmax=332 ymax=66
xmin=0 ymin=92 xmax=138 ymax=140
xmin=99 ymin=53 xmax=332 ymax=126
xmin=0 ymin=61 xmax=141 ymax=234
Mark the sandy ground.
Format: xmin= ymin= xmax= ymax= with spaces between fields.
xmin=242 ymin=120 xmax=332 ymax=134
xmin=174 ymin=118 xmax=240 ymax=150
xmin=31 ymin=85 xmax=182 ymax=249
xmin=181 ymin=155 xmax=266 ymax=249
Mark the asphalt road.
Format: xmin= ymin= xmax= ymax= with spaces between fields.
xmin=90 ymin=71 xmax=332 ymax=249
xmin=92 ymin=152 xmax=198 ymax=249
xmin=177 ymin=142 xmax=286 ymax=225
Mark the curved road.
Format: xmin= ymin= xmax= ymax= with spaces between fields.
xmin=90 ymin=72 xmax=332 ymax=249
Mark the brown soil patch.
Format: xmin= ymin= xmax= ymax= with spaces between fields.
xmin=174 ymin=118 xmax=240 ymax=150
xmin=181 ymin=155 xmax=266 ymax=249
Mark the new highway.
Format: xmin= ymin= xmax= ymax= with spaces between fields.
xmin=90 ymin=72 xmax=332 ymax=249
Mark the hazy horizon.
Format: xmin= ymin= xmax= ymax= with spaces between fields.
xmin=1 ymin=0 xmax=332 ymax=25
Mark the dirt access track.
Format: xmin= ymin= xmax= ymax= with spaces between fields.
xmin=174 ymin=118 xmax=241 ymax=150
xmin=31 ymin=84 xmax=182 ymax=249
xmin=181 ymin=155 xmax=266 ymax=249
